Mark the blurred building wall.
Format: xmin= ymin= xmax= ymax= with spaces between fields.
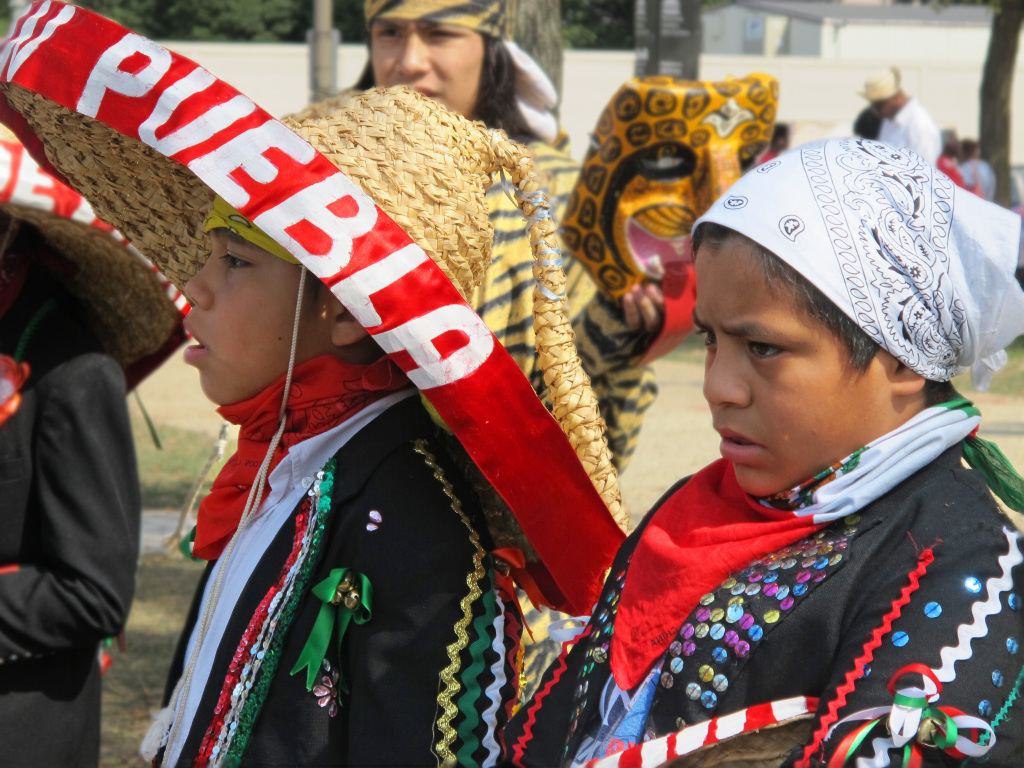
xmin=162 ymin=42 xmax=1024 ymax=164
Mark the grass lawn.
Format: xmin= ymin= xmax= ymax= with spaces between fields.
xmin=101 ymin=554 xmax=206 ymax=767
xmin=98 ymin=411 xmax=222 ymax=765
xmin=130 ymin=407 xmax=231 ymax=510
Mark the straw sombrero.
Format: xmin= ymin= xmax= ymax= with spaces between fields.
xmin=0 ymin=130 xmax=183 ymax=383
xmin=0 ymin=2 xmax=625 ymax=613
xmin=3 ymin=81 xmax=620 ymax=508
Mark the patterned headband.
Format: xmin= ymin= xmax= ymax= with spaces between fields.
xmin=695 ymin=138 xmax=1024 ymax=389
xmin=365 ymin=0 xmax=514 ymax=40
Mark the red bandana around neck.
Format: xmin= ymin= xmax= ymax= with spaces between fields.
xmin=610 ymin=459 xmax=827 ymax=691
xmin=193 ymin=354 xmax=410 ymax=560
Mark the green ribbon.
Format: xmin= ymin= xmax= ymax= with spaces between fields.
xmin=842 ymin=707 xmax=960 ymax=765
xmin=290 ymin=567 xmax=372 ymax=692
xmin=943 ymin=397 xmax=1024 ymax=512
xmin=178 ymin=526 xmax=203 ymax=562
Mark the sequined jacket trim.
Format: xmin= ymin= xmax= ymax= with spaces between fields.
xmin=506 ymin=446 xmax=1024 ymax=767
xmin=165 ymin=398 xmax=521 ymax=767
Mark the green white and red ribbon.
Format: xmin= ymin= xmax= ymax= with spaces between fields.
xmin=826 ymin=664 xmax=995 ymax=766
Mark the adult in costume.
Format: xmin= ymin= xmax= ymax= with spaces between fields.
xmin=504 ymin=139 xmax=1024 ymax=766
xmin=341 ymin=0 xmax=658 ymax=469
xmin=0 ymin=5 xmax=625 ymax=764
xmin=0 ymin=134 xmax=184 ymax=766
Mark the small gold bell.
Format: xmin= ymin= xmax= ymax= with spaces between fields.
xmin=343 ymin=591 xmax=360 ymax=610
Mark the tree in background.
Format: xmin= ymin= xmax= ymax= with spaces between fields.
xmin=562 ymin=0 xmax=633 ymax=49
xmin=74 ymin=0 xmax=368 ymax=42
xmin=979 ymin=0 xmax=1022 ymax=206
xmin=70 ymin=0 xmax=633 ymax=48
xmin=516 ymin=0 xmax=565 ymax=99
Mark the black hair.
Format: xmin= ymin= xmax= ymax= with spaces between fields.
xmin=853 ymin=106 xmax=881 ymax=140
xmin=356 ymin=31 xmax=540 ymax=142
xmin=691 ymin=222 xmax=958 ymax=407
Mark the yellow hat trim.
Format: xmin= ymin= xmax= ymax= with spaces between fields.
xmin=203 ymin=196 xmax=298 ymax=265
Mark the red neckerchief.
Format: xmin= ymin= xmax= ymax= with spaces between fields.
xmin=193 ymin=354 xmax=409 ymax=560
xmin=610 ymin=459 xmax=827 ymax=691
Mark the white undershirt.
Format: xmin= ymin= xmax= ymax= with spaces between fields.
xmin=163 ymin=389 xmax=415 ymax=766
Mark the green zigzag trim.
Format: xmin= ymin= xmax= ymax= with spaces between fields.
xmin=456 ymin=570 xmax=499 ymax=765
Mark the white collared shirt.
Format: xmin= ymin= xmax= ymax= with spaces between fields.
xmin=164 ymin=389 xmax=415 ymax=766
xmin=879 ymin=97 xmax=941 ymax=167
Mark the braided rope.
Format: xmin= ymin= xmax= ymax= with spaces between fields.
xmin=488 ymin=132 xmax=624 ymax=526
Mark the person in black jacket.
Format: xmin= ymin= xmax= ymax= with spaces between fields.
xmin=505 ymin=138 xmax=1024 ymax=767
xmin=0 ymin=158 xmax=182 ymax=766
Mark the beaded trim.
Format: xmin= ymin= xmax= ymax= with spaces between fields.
xmin=195 ymin=459 xmax=337 ymax=767
xmin=411 ymin=439 xmax=489 ymax=764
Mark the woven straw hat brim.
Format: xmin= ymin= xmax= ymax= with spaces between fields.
xmin=2 ymin=83 xmax=495 ymax=303
xmin=3 ymin=79 xmax=624 ymax=524
xmin=2 ymin=192 xmax=181 ymax=369
xmin=2 ymin=84 xmax=213 ymax=295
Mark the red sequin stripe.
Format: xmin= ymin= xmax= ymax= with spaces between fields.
xmin=796 ymin=548 xmax=935 ymax=767
xmin=510 ymin=625 xmax=593 ymax=767
xmin=194 ymin=502 xmax=311 ymax=765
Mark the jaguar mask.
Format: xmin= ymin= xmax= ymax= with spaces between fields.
xmin=562 ymin=73 xmax=779 ymax=299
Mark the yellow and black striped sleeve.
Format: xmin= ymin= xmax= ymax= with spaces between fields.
xmin=473 ymin=139 xmax=657 ymax=471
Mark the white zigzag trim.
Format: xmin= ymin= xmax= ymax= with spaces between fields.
xmin=859 ymin=736 xmax=894 ymax=767
xmin=480 ymin=590 xmax=507 ymax=767
xmin=934 ymin=527 xmax=1022 ymax=683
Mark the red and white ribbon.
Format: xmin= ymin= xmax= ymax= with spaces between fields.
xmin=585 ymin=696 xmax=819 ymax=768
xmin=0 ymin=1 xmax=623 ymax=613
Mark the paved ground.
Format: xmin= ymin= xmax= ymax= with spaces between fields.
xmin=139 ymin=351 xmax=1024 ymax=538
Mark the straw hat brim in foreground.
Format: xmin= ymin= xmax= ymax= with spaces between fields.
xmin=3 ymin=79 xmax=623 ymax=516
xmin=3 ymin=85 xmax=213 ymax=294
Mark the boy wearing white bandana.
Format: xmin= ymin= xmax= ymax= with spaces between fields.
xmin=504 ymin=139 xmax=1024 ymax=767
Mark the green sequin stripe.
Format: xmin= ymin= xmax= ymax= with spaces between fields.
xmin=455 ymin=569 xmax=500 ymax=766
xmin=968 ymin=660 xmax=1024 ymax=757
xmin=224 ymin=459 xmax=337 ymax=764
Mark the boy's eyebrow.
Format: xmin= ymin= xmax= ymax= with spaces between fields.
xmin=692 ymin=312 xmax=795 ymax=342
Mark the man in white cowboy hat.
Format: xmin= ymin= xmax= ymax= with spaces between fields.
xmin=860 ymin=66 xmax=941 ymax=166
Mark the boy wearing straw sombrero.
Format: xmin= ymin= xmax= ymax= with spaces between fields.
xmin=505 ymin=139 xmax=1024 ymax=766
xmin=0 ymin=133 xmax=183 ymax=767
xmin=0 ymin=5 xmax=627 ymax=765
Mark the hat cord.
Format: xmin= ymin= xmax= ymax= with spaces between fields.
xmin=489 ymin=132 xmax=624 ymax=526
xmin=146 ymin=268 xmax=309 ymax=765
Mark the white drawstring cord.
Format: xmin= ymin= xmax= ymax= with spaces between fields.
xmin=143 ymin=268 xmax=309 ymax=765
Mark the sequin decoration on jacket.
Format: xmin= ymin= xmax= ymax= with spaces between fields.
xmin=505 ymin=446 xmax=1024 ymax=766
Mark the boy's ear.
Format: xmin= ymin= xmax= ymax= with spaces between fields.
xmin=881 ymin=352 xmax=927 ymax=398
xmin=329 ymin=304 xmax=370 ymax=349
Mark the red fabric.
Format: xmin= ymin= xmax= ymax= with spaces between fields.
xmin=193 ymin=354 xmax=409 ymax=560
xmin=611 ymin=459 xmax=826 ymax=690
xmin=936 ymin=156 xmax=969 ymax=190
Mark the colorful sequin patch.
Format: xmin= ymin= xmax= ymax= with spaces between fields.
xmin=654 ymin=516 xmax=859 ymax=716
